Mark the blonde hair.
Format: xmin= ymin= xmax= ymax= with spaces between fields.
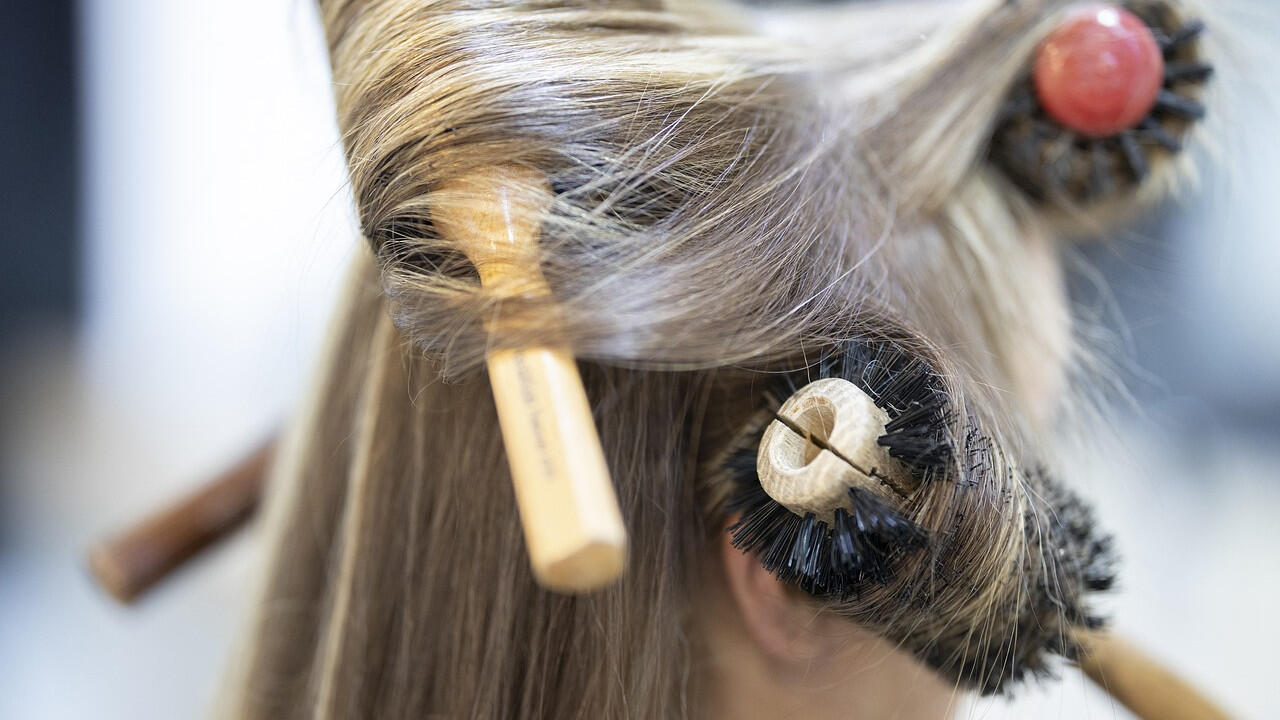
xmin=223 ymin=0 xmax=1209 ymax=717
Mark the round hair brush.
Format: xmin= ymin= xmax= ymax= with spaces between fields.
xmin=737 ymin=357 xmax=1230 ymax=720
xmin=990 ymin=3 xmax=1212 ymax=205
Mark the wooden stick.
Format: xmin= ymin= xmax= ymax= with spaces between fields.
xmin=87 ymin=441 xmax=273 ymax=603
xmin=431 ymin=165 xmax=627 ymax=593
xmin=1075 ymin=629 xmax=1233 ymax=720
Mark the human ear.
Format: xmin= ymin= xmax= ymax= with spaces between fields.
xmin=718 ymin=526 xmax=852 ymax=667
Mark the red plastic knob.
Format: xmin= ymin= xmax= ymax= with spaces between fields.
xmin=1033 ymin=4 xmax=1164 ymax=137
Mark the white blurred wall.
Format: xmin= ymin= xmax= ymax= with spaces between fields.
xmin=81 ymin=0 xmax=356 ymax=452
xmin=1 ymin=1 xmax=355 ymax=718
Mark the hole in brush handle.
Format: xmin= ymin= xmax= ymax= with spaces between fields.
xmin=758 ymin=377 xmax=918 ymax=523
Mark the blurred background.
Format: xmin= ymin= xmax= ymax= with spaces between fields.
xmin=0 ymin=1 xmax=1275 ymax=718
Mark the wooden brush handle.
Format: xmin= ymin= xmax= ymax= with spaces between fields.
xmin=433 ymin=165 xmax=627 ymax=593
xmin=88 ymin=441 xmax=272 ymax=603
xmin=1075 ymin=629 xmax=1233 ymax=720
xmin=486 ymin=346 xmax=626 ymax=590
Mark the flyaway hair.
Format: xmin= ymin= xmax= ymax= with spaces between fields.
xmin=220 ymin=1 xmax=1214 ymax=717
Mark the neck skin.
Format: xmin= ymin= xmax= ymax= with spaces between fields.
xmin=690 ymin=548 xmax=958 ymax=720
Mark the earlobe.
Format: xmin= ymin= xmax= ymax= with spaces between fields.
xmin=718 ymin=527 xmax=849 ymax=666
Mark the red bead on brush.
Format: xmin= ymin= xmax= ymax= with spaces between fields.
xmin=1033 ymin=4 xmax=1164 ymax=137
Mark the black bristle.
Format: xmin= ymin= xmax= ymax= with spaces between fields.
xmin=847 ymin=344 xmax=953 ymax=477
xmin=728 ymin=481 xmax=790 ymax=554
xmin=1088 ymin=140 xmax=1113 ymax=200
xmin=849 ymin=488 xmax=925 ymax=546
xmin=1118 ymin=132 xmax=1148 ymax=182
xmin=1164 ymin=60 xmax=1214 ymax=84
xmin=1154 ymin=89 xmax=1206 ymax=120
xmin=829 ymin=508 xmax=861 ymax=574
xmin=788 ymin=513 xmax=828 ymax=588
xmin=721 ymin=444 xmax=758 ymax=476
xmin=996 ymin=92 xmax=1037 ymax=123
xmin=1161 ymin=19 xmax=1205 ymax=54
xmin=731 ymin=487 xmax=928 ymax=597
xmin=879 ymin=398 xmax=951 ymax=473
xmin=761 ymin=512 xmax=802 ymax=577
xmin=1138 ymin=119 xmax=1182 ymax=152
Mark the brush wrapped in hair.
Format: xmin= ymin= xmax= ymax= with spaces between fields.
xmin=709 ymin=339 xmax=1117 ymax=692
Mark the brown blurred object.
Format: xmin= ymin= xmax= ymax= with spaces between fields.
xmin=87 ymin=440 xmax=274 ymax=603
xmin=1076 ymin=628 xmax=1233 ymax=720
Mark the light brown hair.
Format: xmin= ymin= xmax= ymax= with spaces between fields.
xmin=221 ymin=0 xmax=1209 ymax=717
